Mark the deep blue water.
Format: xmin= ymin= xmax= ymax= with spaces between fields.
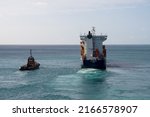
xmin=0 ymin=45 xmax=150 ymax=100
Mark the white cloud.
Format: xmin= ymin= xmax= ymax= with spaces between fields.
xmin=32 ymin=0 xmax=48 ymax=7
xmin=34 ymin=1 xmax=48 ymax=6
xmin=0 ymin=0 xmax=48 ymax=17
xmin=38 ymin=0 xmax=149 ymax=14
xmin=0 ymin=0 xmax=149 ymax=16
xmin=48 ymin=0 xmax=149 ymax=10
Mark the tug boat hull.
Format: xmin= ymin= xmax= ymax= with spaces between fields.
xmin=19 ymin=63 xmax=40 ymax=71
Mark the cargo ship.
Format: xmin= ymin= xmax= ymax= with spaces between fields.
xmin=80 ymin=27 xmax=107 ymax=70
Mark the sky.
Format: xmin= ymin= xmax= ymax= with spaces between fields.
xmin=0 ymin=0 xmax=150 ymax=45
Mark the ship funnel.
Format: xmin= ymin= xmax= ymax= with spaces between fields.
xmin=87 ymin=31 xmax=92 ymax=39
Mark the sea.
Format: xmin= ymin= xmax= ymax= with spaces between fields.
xmin=0 ymin=45 xmax=150 ymax=100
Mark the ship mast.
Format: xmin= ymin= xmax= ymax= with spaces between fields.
xmin=91 ymin=26 xmax=96 ymax=35
xmin=30 ymin=49 xmax=32 ymax=57
xmin=91 ymin=27 xmax=96 ymax=54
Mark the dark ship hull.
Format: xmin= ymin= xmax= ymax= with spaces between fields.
xmin=19 ymin=63 xmax=40 ymax=71
xmin=82 ymin=59 xmax=106 ymax=70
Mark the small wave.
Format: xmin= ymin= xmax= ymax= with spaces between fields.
xmin=77 ymin=68 xmax=98 ymax=74
xmin=107 ymin=68 xmax=127 ymax=74
xmin=107 ymin=63 xmax=122 ymax=68
xmin=131 ymin=66 xmax=150 ymax=69
xmin=107 ymin=62 xmax=133 ymax=68
xmin=107 ymin=61 xmax=150 ymax=69
xmin=77 ymin=68 xmax=110 ymax=81
xmin=0 ymin=80 xmax=28 ymax=89
xmin=57 ymin=73 xmax=80 ymax=79
xmin=41 ymin=93 xmax=73 ymax=100
xmin=14 ymin=70 xmax=28 ymax=77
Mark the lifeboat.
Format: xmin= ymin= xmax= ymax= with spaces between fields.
xmin=19 ymin=49 xmax=40 ymax=71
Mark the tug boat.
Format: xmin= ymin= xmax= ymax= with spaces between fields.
xmin=19 ymin=49 xmax=40 ymax=71
xmin=80 ymin=27 xmax=107 ymax=70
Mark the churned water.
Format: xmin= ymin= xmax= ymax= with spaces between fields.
xmin=0 ymin=45 xmax=150 ymax=100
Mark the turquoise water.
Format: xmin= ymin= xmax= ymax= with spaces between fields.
xmin=0 ymin=45 xmax=150 ymax=99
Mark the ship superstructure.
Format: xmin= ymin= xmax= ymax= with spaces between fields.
xmin=80 ymin=27 xmax=107 ymax=69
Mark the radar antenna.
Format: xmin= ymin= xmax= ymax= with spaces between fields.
xmin=91 ymin=26 xmax=96 ymax=35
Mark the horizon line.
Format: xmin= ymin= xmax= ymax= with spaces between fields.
xmin=0 ymin=44 xmax=150 ymax=46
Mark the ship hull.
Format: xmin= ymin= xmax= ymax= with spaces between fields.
xmin=19 ymin=63 xmax=40 ymax=71
xmin=82 ymin=59 xmax=106 ymax=70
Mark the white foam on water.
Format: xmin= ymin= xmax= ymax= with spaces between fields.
xmin=0 ymin=70 xmax=29 ymax=88
xmin=57 ymin=74 xmax=80 ymax=79
xmin=0 ymin=79 xmax=27 ymax=89
xmin=14 ymin=70 xmax=28 ymax=77
xmin=77 ymin=68 xmax=98 ymax=74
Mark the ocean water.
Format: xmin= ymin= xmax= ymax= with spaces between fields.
xmin=0 ymin=45 xmax=150 ymax=100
